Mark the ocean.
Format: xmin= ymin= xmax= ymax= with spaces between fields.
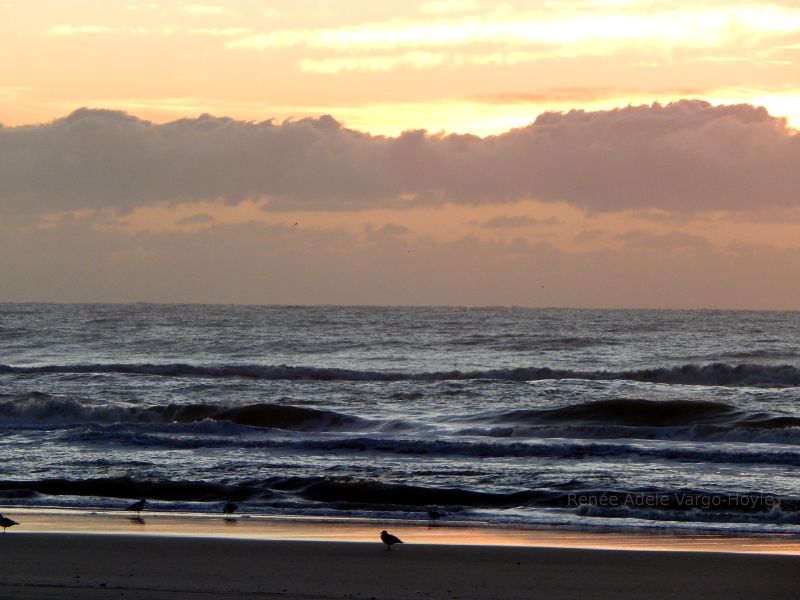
xmin=1 ymin=304 xmax=799 ymax=534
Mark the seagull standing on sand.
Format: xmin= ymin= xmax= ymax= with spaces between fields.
xmin=127 ymin=498 xmax=147 ymax=515
xmin=380 ymin=530 xmax=403 ymax=550
xmin=0 ymin=514 xmax=18 ymax=532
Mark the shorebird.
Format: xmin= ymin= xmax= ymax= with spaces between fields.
xmin=0 ymin=514 xmax=18 ymax=533
xmin=126 ymin=498 xmax=147 ymax=515
xmin=380 ymin=530 xmax=403 ymax=550
xmin=222 ymin=502 xmax=239 ymax=523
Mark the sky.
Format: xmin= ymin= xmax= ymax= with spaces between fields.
xmin=1 ymin=0 xmax=799 ymax=308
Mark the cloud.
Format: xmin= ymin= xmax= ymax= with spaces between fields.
xmin=43 ymin=24 xmax=185 ymax=37
xmin=2 ymin=101 xmax=799 ymax=215
xmin=0 ymin=86 xmax=31 ymax=100
xmin=482 ymin=215 xmax=560 ymax=228
xmin=227 ymin=5 xmax=800 ymax=54
xmin=44 ymin=25 xmax=116 ymax=37
xmin=299 ymin=51 xmax=448 ymax=73
xmin=182 ymin=4 xmax=230 ymax=16
xmin=188 ymin=28 xmax=251 ymax=37
xmin=377 ymin=223 xmax=412 ymax=236
xmin=224 ymin=4 xmax=800 ymax=75
xmin=3 ymin=218 xmax=799 ymax=309
xmin=176 ymin=213 xmax=215 ymax=225
xmin=420 ymin=1 xmax=478 ymax=15
xmin=574 ymin=229 xmax=605 ymax=243
xmin=616 ymin=230 xmax=713 ymax=252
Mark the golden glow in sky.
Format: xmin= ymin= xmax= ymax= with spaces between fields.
xmin=2 ymin=0 xmax=799 ymax=132
xmin=2 ymin=1 xmax=800 ymax=308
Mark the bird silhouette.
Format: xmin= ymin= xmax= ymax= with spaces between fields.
xmin=222 ymin=502 xmax=239 ymax=523
xmin=0 ymin=514 xmax=18 ymax=532
xmin=380 ymin=530 xmax=403 ymax=550
xmin=126 ymin=498 xmax=147 ymax=515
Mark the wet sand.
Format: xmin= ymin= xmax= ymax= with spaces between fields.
xmin=8 ymin=509 xmax=800 ymax=553
xmin=0 ymin=510 xmax=798 ymax=599
xmin=1 ymin=533 xmax=798 ymax=599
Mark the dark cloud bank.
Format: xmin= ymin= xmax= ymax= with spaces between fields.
xmin=2 ymin=100 xmax=798 ymax=214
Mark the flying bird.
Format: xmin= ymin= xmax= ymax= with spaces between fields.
xmin=126 ymin=498 xmax=147 ymax=515
xmin=0 ymin=514 xmax=18 ymax=532
xmin=380 ymin=530 xmax=403 ymax=550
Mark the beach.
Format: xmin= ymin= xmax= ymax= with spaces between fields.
xmin=1 ymin=512 xmax=798 ymax=599
xmin=3 ymin=531 xmax=799 ymax=599
xmin=3 ymin=305 xmax=800 ymax=599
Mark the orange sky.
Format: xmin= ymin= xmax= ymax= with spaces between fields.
xmin=3 ymin=1 xmax=800 ymax=132
xmin=1 ymin=1 xmax=799 ymax=308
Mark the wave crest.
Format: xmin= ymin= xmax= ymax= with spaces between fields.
xmin=0 ymin=393 xmax=367 ymax=432
xmin=3 ymin=361 xmax=799 ymax=386
xmin=493 ymin=398 xmax=738 ymax=427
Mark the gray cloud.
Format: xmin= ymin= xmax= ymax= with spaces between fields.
xmin=616 ymin=230 xmax=713 ymax=252
xmin=482 ymin=215 xmax=561 ymax=228
xmin=176 ymin=213 xmax=215 ymax=225
xmin=377 ymin=223 xmax=411 ymax=236
xmin=2 ymin=100 xmax=798 ymax=214
xmin=573 ymin=229 xmax=605 ymax=243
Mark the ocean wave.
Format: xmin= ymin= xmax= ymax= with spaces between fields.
xmin=1 ymin=476 xmax=797 ymax=529
xmin=0 ymin=475 xmax=551 ymax=509
xmin=0 ymin=476 xmax=259 ymax=503
xmin=575 ymin=503 xmax=800 ymax=526
xmin=292 ymin=478 xmax=550 ymax=508
xmin=291 ymin=437 xmax=800 ymax=466
xmin=6 ymin=392 xmax=800 ymax=449
xmin=570 ymin=490 xmax=800 ymax=525
xmin=3 ymin=361 xmax=800 ymax=386
xmin=471 ymin=398 xmax=800 ymax=428
xmin=452 ymin=335 xmax=612 ymax=351
xmin=458 ymin=423 xmax=800 ymax=446
xmin=60 ymin=428 xmax=800 ymax=466
xmin=457 ymin=398 xmax=800 ymax=444
xmin=0 ymin=392 xmax=368 ymax=432
xmin=718 ymin=349 xmax=800 ymax=361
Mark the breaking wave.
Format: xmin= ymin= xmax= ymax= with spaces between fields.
xmin=60 ymin=430 xmax=800 ymax=466
xmin=460 ymin=398 xmax=800 ymax=444
xmin=3 ymin=361 xmax=800 ymax=386
xmin=473 ymin=397 xmax=800 ymax=428
xmin=0 ymin=392 xmax=368 ymax=432
xmin=4 ymin=394 xmax=799 ymax=446
xmin=1 ymin=476 xmax=797 ymax=529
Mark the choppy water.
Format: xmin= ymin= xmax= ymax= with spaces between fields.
xmin=1 ymin=304 xmax=799 ymax=534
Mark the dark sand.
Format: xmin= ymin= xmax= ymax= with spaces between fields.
xmin=1 ymin=533 xmax=798 ymax=599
